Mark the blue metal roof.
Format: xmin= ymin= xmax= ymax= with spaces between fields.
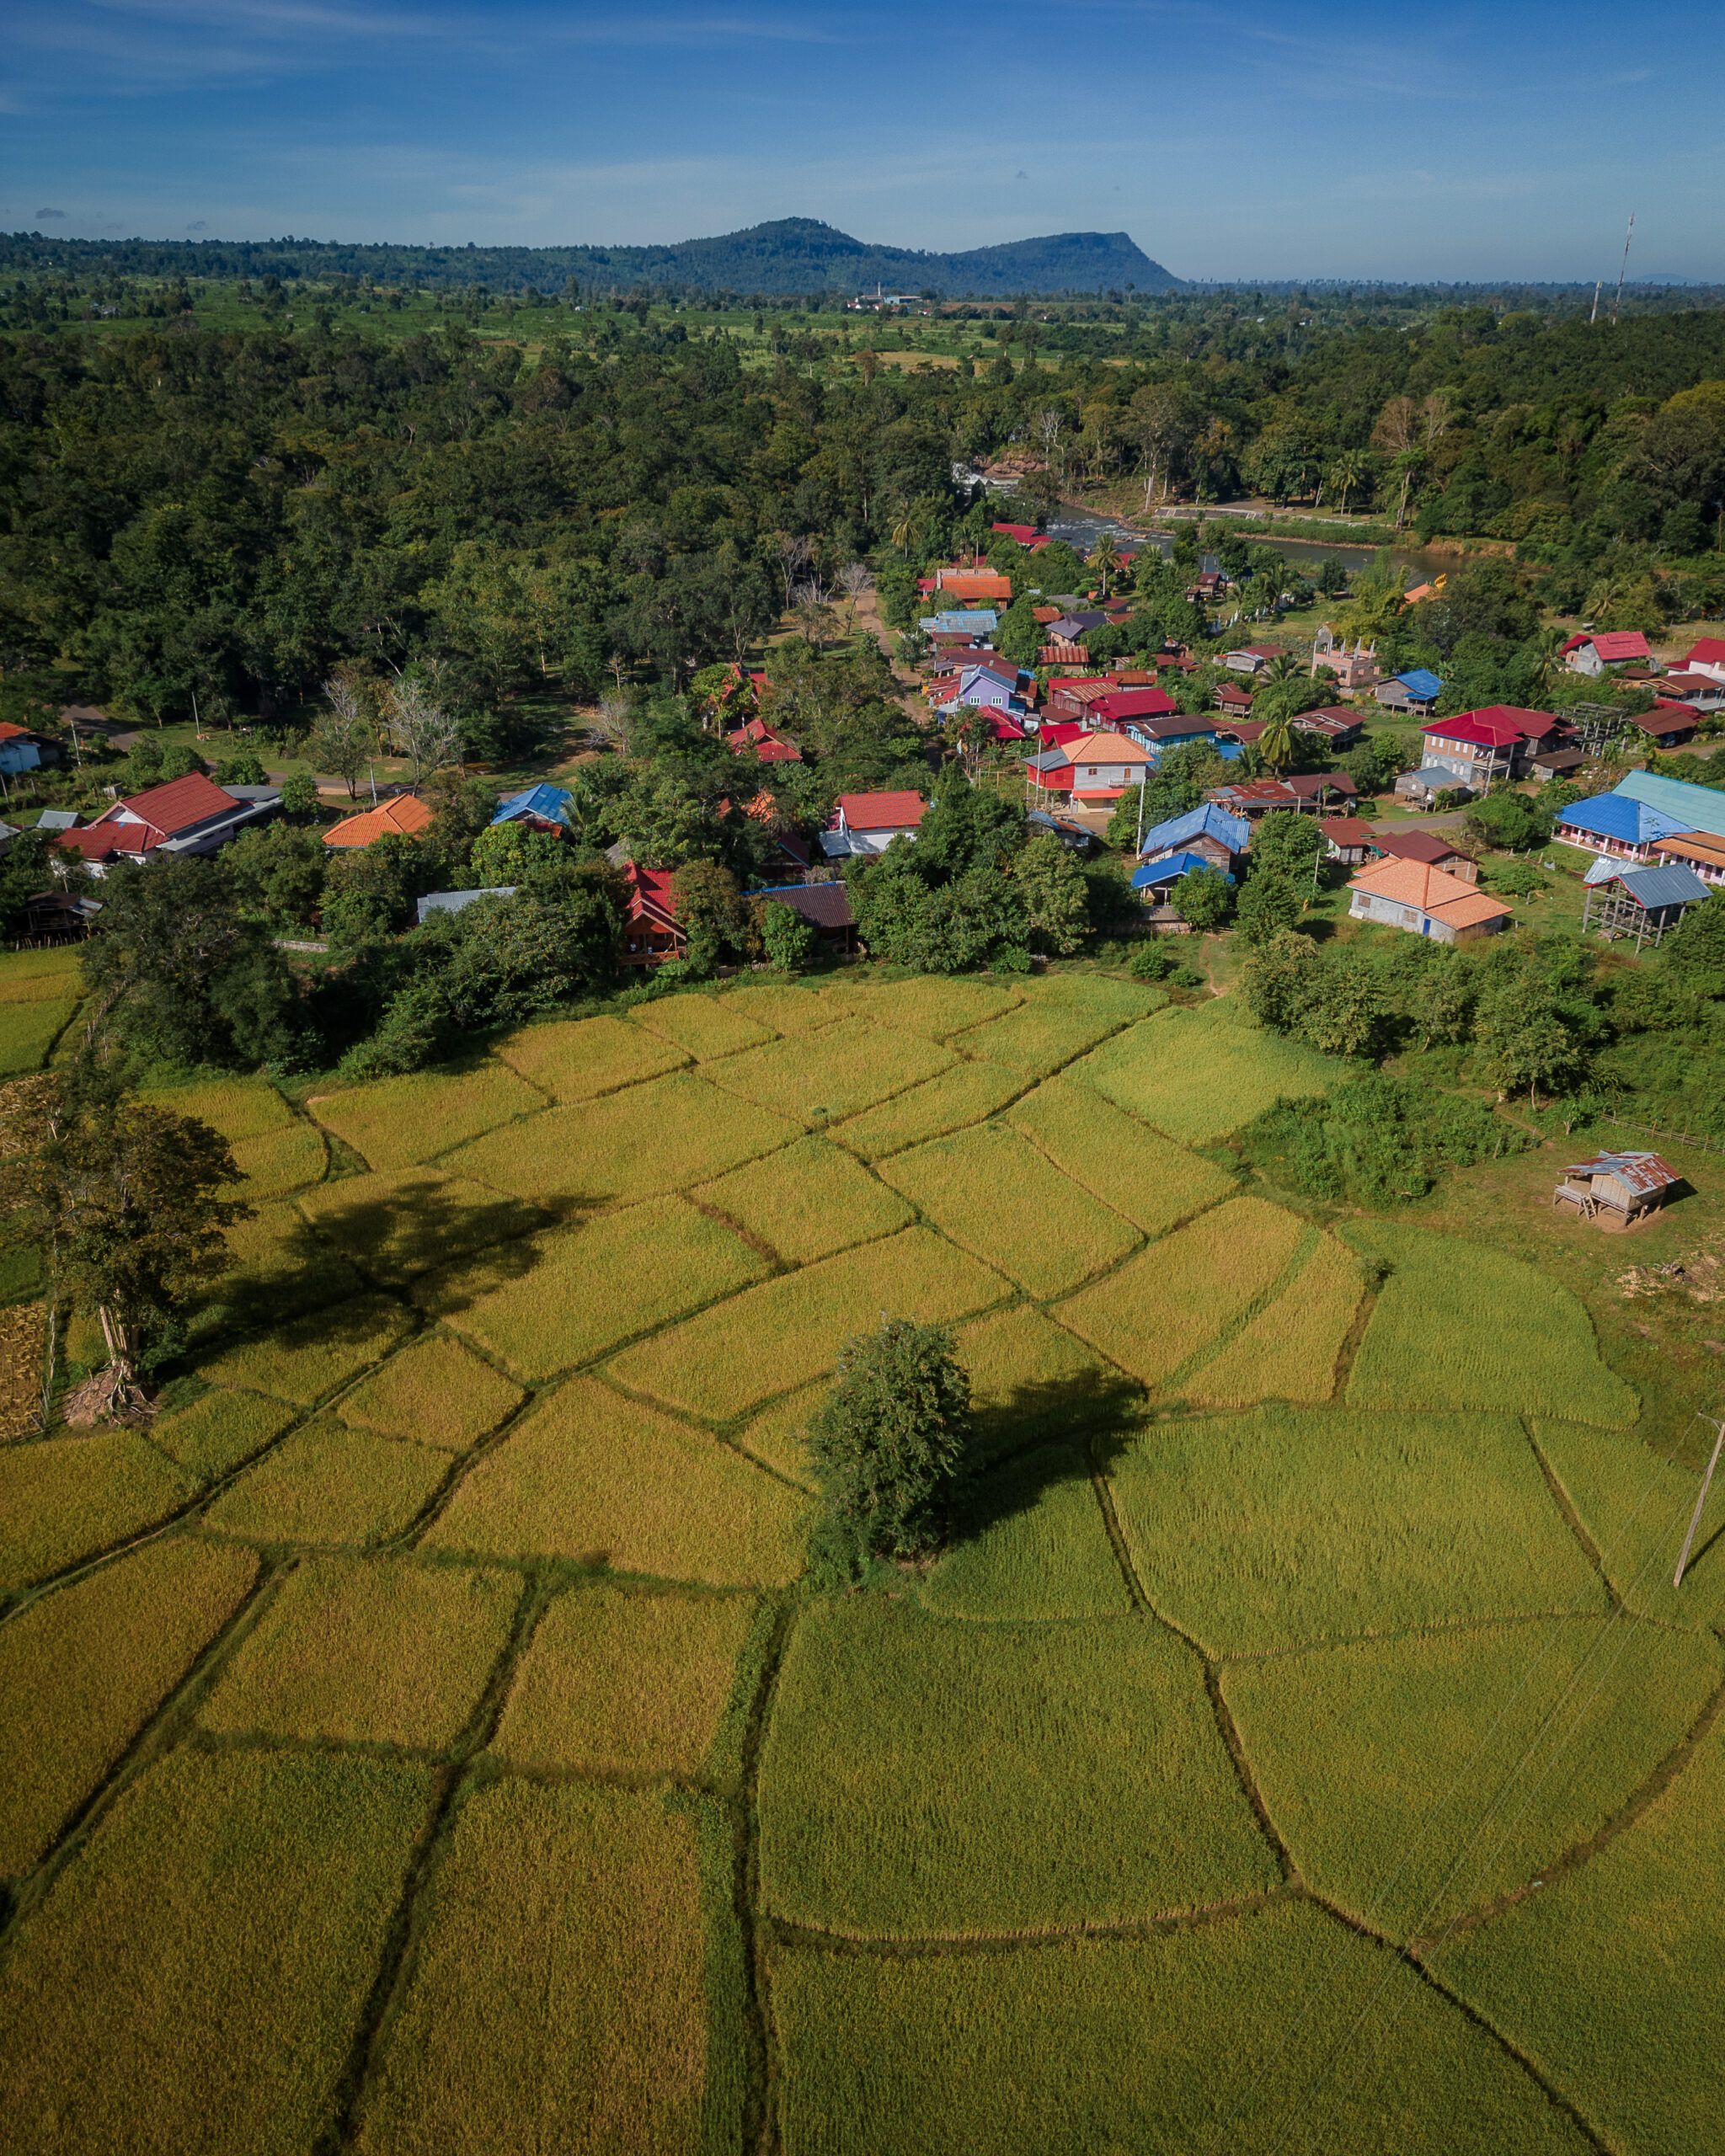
xmin=1394 ymin=668 xmax=1443 ymax=699
xmin=1616 ymin=768 xmax=1725 ymax=842
xmin=1131 ymin=850 xmax=1232 ymax=889
xmin=919 ymin=609 xmax=998 ymax=633
xmin=1137 ymin=803 xmax=1251 ymax=860
xmin=1613 ymin=863 xmax=1712 ymax=910
xmin=491 ymin=782 xmax=574 ymax=829
xmin=1557 ymin=792 xmax=1692 ymax=846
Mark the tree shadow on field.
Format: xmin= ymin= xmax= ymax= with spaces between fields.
xmin=950 ymin=1366 xmax=1145 ymax=1547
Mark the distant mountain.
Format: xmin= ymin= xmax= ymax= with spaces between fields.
xmin=0 ymin=219 xmax=1180 ymax=298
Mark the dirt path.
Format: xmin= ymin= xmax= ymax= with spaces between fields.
xmin=852 ymin=587 xmax=928 ymax=724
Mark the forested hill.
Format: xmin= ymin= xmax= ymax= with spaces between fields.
xmin=0 ymin=220 xmax=1178 ymax=298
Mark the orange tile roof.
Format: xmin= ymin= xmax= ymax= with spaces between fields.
xmin=1348 ymin=857 xmax=1510 ymax=926
xmin=322 ymin=793 xmax=435 ymax=849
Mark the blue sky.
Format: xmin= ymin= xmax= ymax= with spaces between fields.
xmin=2 ymin=0 xmax=1721 ymax=281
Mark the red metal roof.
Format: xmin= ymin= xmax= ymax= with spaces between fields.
xmin=1320 ymin=817 xmax=1375 ymax=845
xmin=834 ymin=790 xmax=927 ymax=831
xmin=1424 ymin=712 xmax=1524 ymax=750
xmin=1683 ymin=638 xmax=1725 ymax=668
xmin=1562 ymin=1151 xmax=1680 ymax=1196
xmin=103 ymin=771 xmax=243 ymax=837
xmin=1580 ymin=630 xmax=1651 ymax=662
xmin=1372 ymin=830 xmax=1466 ymax=867
xmin=1089 ymin=687 xmax=1178 ymax=723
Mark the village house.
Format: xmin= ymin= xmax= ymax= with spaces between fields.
xmin=1037 ymin=639 xmax=1089 ymax=670
xmin=0 ymin=722 xmax=62 ymax=776
xmin=1295 ymin=706 xmax=1366 ymax=747
xmin=1553 ymin=1150 xmax=1682 ymax=1227
xmin=416 ymin=885 xmax=515 ymax=924
xmin=323 ymin=794 xmax=435 ymax=850
xmin=491 ymin=782 xmax=576 ymax=834
xmin=1137 ymin=802 xmax=1251 ymax=873
xmin=1374 ymin=668 xmax=1444 ymax=718
xmin=1563 ymin=629 xmax=1652 ymax=675
xmin=1311 ymin=627 xmax=1380 ymax=691
xmin=1131 ymin=849 xmax=1230 ymax=904
xmin=1625 ymin=703 xmax=1701 ymax=750
xmin=1207 ymin=778 xmax=1321 ymax=820
xmin=1027 ymin=730 xmax=1151 ymax=804
xmin=1130 ymin=713 xmax=1231 ymax=764
xmin=821 ymin=790 xmax=927 ymax=858
xmin=1044 ymin=675 xmax=1123 ymax=723
xmin=1369 ymin=828 xmax=1478 ymax=881
xmin=1419 ymin=711 xmax=1527 ymax=787
xmin=1346 ymin=857 xmax=1511 ymax=942
xmin=728 ymin=715 xmax=802 ymax=764
xmin=1677 ymin=638 xmax=1725 ymax=686
xmin=1284 ymin=771 xmax=1359 ymax=811
xmin=620 ymin=862 xmax=686 ymax=968
xmin=751 ymin=879 xmax=857 ymax=954
xmin=936 ymin=568 xmax=1014 ymax=607
xmin=941 ymin=659 xmax=1024 ymax=713
xmin=1221 ymin=643 xmax=1284 ymax=676
xmin=1528 ymin=744 xmax=1589 ymax=782
xmin=1213 ymin=680 xmax=1254 ymax=721
xmin=1393 ymin=762 xmax=1472 ymax=808
xmin=920 ymin=609 xmax=999 ymax=638
xmin=1650 ymin=830 xmax=1725 ymax=885
xmin=1319 ymin=815 xmax=1376 ymax=866
xmin=1658 ymin=670 xmax=1725 ymax=712
xmin=52 ymin=771 xmax=276 ymax=875
xmin=991 ymin=522 xmax=1051 ymax=550
xmin=1553 ymin=792 xmax=1696 ymax=862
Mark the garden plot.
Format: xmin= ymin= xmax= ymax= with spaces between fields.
xmin=630 ymin=991 xmax=773 ymax=1060
xmin=1074 ymin=999 xmax=1339 ymax=1145
xmin=0 ymin=1536 xmax=257 ymax=1874
xmin=767 ymin=1897 xmax=1590 ymax=2156
xmin=423 ymin=1376 xmax=808 ymax=1587
xmin=355 ymin=1780 xmax=723 ymax=2156
xmin=494 ymin=1582 xmax=761 ymax=1780
xmin=493 ymin=1011 xmax=687 ymax=1101
xmin=1175 ymin=1233 xmax=1367 ymax=1409
xmin=438 ymin=1195 xmax=765 ymax=1383
xmin=1055 ymin=1195 xmax=1306 ymax=1390
xmin=201 ymin=1418 xmax=447 ymax=1548
xmin=0 ymin=1748 xmax=433 ymax=2156
xmin=695 ymin=1133 xmax=912 ymax=1264
xmin=201 ymin=1554 xmax=520 ymax=1750
xmin=1007 ymin=1075 xmax=1237 ymax=1237
xmin=196 ymin=1293 xmax=411 ymax=1406
xmin=1435 ymin=1719 xmax=1725 ymax=2156
xmin=445 ymin=1070 xmax=799 ymax=1204
xmin=701 ymin=1022 xmax=954 ymax=1126
xmin=0 ymin=1431 xmax=195 ymax=1594
xmin=1226 ymin=1615 xmax=1720 ymax=1940
xmin=298 ymin=1168 xmax=550 ymax=1287
xmin=917 ymin=1444 xmax=1133 ymax=1622
xmin=828 ymin=1057 xmax=1028 ymax=1161
xmin=759 ymin=1598 xmax=1275 ymax=1935
xmin=338 ymin=1334 xmax=524 ymax=1450
xmin=1345 ymin=1222 xmax=1638 ymax=1427
xmin=607 ymin=1226 xmax=1010 ymax=1423
xmin=879 ymin=1122 xmax=1139 ymax=1299
xmin=719 ymin=980 xmax=843 ymax=1033
xmin=307 ymin=1060 xmax=543 ymax=1171
xmin=1108 ymin=1408 xmax=1605 ymax=1657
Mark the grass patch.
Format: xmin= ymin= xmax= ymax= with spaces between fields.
xmin=759 ymin=1598 xmax=1277 ymax=1935
xmin=423 ymin=1375 xmax=809 ymax=1586
xmin=918 ymin=1445 xmax=1134 ymax=1621
xmin=493 ymin=1011 xmax=687 ymax=1101
xmin=829 ymin=1058 xmax=1028 ymax=1161
xmin=1109 ymin=1408 xmax=1605 ymax=1656
xmin=201 ymin=1555 xmax=520 ymax=1749
xmin=0 ymin=1433 xmax=195 ymax=1594
xmin=196 ymin=1294 xmax=411 ymax=1405
xmin=494 ymin=1582 xmax=761 ymax=1780
xmin=0 ymin=998 xmax=77 ymax=1077
xmin=1075 ymin=1000 xmax=1340 ymax=1145
xmin=1344 ymin=1222 xmax=1638 ymax=1428
xmin=445 ymin=1070 xmax=800 ymax=1203
xmin=151 ymin=1387 xmax=297 ymax=1481
xmin=629 ymin=992 xmax=773 ymax=1059
xmin=355 ymin=1780 xmax=716 ymax=2156
xmin=307 ymin=1061 xmax=544 ymax=1171
xmin=1176 ymin=1233 xmax=1367 ymax=1408
xmin=767 ymin=1898 xmax=1590 ymax=2156
xmin=702 ymin=1022 xmax=954 ymax=1126
xmin=695 ymin=1134 xmax=913 ymax=1264
xmin=201 ymin=1418 xmax=446 ymax=1547
xmin=0 ymin=1747 xmax=432 ymax=2156
xmin=1007 ymin=1075 xmax=1238 ymax=1236
xmin=229 ymin=1122 xmax=327 ymax=1200
xmin=0 ymin=1536 xmax=258 ymax=1874
xmin=956 ymin=1305 xmax=1121 ymax=1462
xmin=1436 ymin=1717 xmax=1725 ymax=2156
xmin=1533 ymin=1419 xmax=1725 ymax=1630
xmin=139 ymin=1075 xmax=292 ymax=1141
xmin=608 ymin=1226 xmax=1010 ymax=1423
xmin=879 ymin=1123 xmax=1140 ymax=1298
xmin=1226 ymin=1615 xmax=1721 ymax=1942
xmin=1055 ymin=1196 xmax=1306 ymax=1390
xmin=338 ymin=1335 xmax=524 ymax=1450
xmin=0 ymin=946 xmax=84 ymax=1001
xmin=838 ymin=976 xmax=1023 ymax=1039
xmin=297 ymin=1167 xmax=548 ymax=1287
xmin=438 ymin=1196 xmax=766 ymax=1383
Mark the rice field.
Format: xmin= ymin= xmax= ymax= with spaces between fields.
xmin=0 ymin=997 xmax=79 ymax=1078
xmin=1345 ymin=1223 xmax=1640 ymax=1427
xmin=422 ymin=1375 xmax=809 ymax=1585
xmin=758 ymin=1598 xmax=1278 ymax=1936
xmin=200 ymin=1555 xmax=521 ymax=1750
xmin=3 ymin=963 xmax=1707 ymax=2153
xmin=494 ymin=1583 xmax=762 ymax=1780
xmin=878 ymin=1123 xmax=1140 ymax=1298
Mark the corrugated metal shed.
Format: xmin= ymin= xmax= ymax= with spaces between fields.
xmin=1562 ymin=1152 xmax=1680 ymax=1197
xmin=1612 ymin=863 xmax=1712 ymax=910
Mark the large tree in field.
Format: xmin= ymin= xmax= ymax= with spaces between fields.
xmin=807 ymin=1318 xmax=971 ymax=1570
xmin=24 ymin=1059 xmax=250 ymax=1411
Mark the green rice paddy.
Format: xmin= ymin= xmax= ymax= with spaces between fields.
xmin=3 ymin=967 xmax=1716 ymax=2152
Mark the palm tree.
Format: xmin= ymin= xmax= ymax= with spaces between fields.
xmin=1328 ymin=450 xmax=1372 ymax=516
xmin=1257 ymin=712 xmax=1297 ymax=772
xmin=1263 ymin=651 xmax=1303 ymax=683
xmin=1091 ymin=531 xmax=1120 ymax=597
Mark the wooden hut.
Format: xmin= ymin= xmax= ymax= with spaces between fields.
xmin=1552 ymin=1151 xmax=1682 ymax=1226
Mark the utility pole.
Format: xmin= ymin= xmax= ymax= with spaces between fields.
xmin=1610 ymin=212 xmax=1635 ymax=325
xmin=1674 ymin=1410 xmax=1725 ymax=1589
xmin=1589 ymin=280 xmax=1602 ymax=325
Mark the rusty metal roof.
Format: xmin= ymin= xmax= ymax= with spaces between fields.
xmin=1562 ymin=1152 xmax=1681 ymax=1195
